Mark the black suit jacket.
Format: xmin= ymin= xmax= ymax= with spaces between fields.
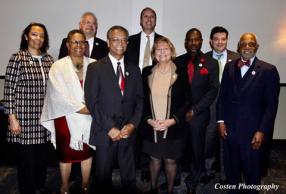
xmin=84 ymin=56 xmax=144 ymax=146
xmin=175 ymin=51 xmax=219 ymax=118
xmin=125 ymin=32 xmax=162 ymax=66
xmin=217 ymin=57 xmax=280 ymax=143
xmin=141 ymin=64 xmax=191 ymax=141
xmin=58 ymin=37 xmax=108 ymax=60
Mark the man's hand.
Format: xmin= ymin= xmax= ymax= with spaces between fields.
xmin=120 ymin=123 xmax=135 ymax=139
xmin=108 ymin=127 xmax=121 ymax=141
xmin=185 ymin=110 xmax=194 ymax=122
xmin=251 ymin=131 xmax=264 ymax=150
xmin=218 ymin=122 xmax=227 ymax=139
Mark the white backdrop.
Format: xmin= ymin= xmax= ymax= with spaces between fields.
xmin=1 ymin=0 xmax=286 ymax=83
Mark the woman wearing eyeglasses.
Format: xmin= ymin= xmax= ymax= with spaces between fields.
xmin=41 ymin=29 xmax=95 ymax=194
xmin=141 ymin=37 xmax=191 ymax=194
xmin=4 ymin=22 xmax=54 ymax=194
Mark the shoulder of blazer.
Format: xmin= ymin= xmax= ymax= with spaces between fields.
xmin=227 ymin=50 xmax=240 ymax=60
xmin=93 ymin=37 xmax=108 ymax=46
xmin=154 ymin=33 xmax=163 ymax=40
xmin=205 ymin=51 xmax=212 ymax=57
xmin=128 ymin=32 xmax=141 ymax=42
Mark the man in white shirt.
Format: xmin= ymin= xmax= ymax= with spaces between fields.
xmin=125 ymin=7 xmax=163 ymax=72
xmin=204 ymin=26 xmax=239 ymax=184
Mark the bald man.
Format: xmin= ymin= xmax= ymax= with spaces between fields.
xmin=217 ymin=33 xmax=280 ymax=194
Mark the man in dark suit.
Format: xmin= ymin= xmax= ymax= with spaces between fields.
xmin=58 ymin=12 xmax=108 ymax=60
xmin=204 ymin=26 xmax=240 ymax=183
xmin=125 ymin=7 xmax=162 ymax=71
xmin=84 ymin=26 xmax=143 ymax=193
xmin=217 ymin=33 xmax=280 ymax=194
xmin=175 ymin=28 xmax=219 ymax=194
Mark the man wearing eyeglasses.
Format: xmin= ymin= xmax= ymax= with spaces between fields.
xmin=217 ymin=33 xmax=280 ymax=194
xmin=85 ymin=26 xmax=143 ymax=194
xmin=58 ymin=12 xmax=108 ymax=60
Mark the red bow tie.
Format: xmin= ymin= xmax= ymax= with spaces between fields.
xmin=237 ymin=59 xmax=250 ymax=68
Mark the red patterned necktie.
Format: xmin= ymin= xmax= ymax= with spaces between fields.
xmin=187 ymin=58 xmax=194 ymax=84
xmin=117 ymin=62 xmax=125 ymax=94
xmin=237 ymin=59 xmax=250 ymax=68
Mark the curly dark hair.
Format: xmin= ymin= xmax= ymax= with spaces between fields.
xmin=20 ymin=22 xmax=50 ymax=53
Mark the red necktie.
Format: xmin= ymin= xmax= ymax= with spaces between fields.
xmin=187 ymin=59 xmax=194 ymax=84
xmin=237 ymin=59 xmax=250 ymax=68
xmin=117 ymin=62 xmax=125 ymax=94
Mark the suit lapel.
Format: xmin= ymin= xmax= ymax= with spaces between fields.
xmin=240 ymin=57 xmax=259 ymax=93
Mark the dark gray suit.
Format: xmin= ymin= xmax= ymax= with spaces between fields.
xmin=204 ymin=50 xmax=239 ymax=177
xmin=84 ymin=55 xmax=143 ymax=192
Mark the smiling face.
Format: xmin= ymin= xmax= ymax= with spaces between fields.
xmin=79 ymin=14 xmax=97 ymax=39
xmin=107 ymin=29 xmax=128 ymax=60
xmin=140 ymin=8 xmax=156 ymax=34
xmin=210 ymin=32 xmax=228 ymax=53
xmin=238 ymin=33 xmax=259 ymax=60
xmin=25 ymin=26 xmax=45 ymax=54
xmin=67 ymin=32 xmax=86 ymax=58
xmin=185 ymin=30 xmax=203 ymax=56
xmin=154 ymin=41 xmax=172 ymax=63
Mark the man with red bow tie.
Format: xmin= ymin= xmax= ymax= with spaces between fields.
xmin=217 ymin=33 xmax=280 ymax=194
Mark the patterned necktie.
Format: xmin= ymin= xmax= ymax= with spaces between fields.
xmin=187 ymin=58 xmax=194 ymax=84
xmin=216 ymin=54 xmax=223 ymax=81
xmin=117 ymin=62 xmax=125 ymax=95
xmin=143 ymin=35 xmax=150 ymax=69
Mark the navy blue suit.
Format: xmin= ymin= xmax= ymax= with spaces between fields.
xmin=217 ymin=57 xmax=280 ymax=193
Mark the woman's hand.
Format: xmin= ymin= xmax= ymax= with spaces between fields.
xmin=77 ymin=106 xmax=90 ymax=115
xmin=8 ymin=114 xmax=21 ymax=135
xmin=147 ymin=119 xmax=161 ymax=130
xmin=155 ymin=119 xmax=176 ymax=131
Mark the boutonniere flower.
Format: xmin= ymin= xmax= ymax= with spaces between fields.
xmin=125 ymin=72 xmax=129 ymax=76
xmin=200 ymin=67 xmax=208 ymax=75
xmin=251 ymin=71 xmax=256 ymax=76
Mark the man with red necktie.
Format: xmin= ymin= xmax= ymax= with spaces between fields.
xmin=217 ymin=33 xmax=280 ymax=194
xmin=85 ymin=26 xmax=143 ymax=194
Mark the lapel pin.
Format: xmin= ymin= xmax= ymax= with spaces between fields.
xmin=126 ymin=72 xmax=129 ymax=76
xmin=199 ymin=63 xmax=202 ymax=67
xmin=228 ymin=59 xmax=232 ymax=62
xmin=251 ymin=71 xmax=256 ymax=75
xmin=95 ymin=42 xmax=99 ymax=45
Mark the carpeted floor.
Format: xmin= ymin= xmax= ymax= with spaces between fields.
xmin=0 ymin=141 xmax=285 ymax=194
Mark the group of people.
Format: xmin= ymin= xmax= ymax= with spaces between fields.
xmin=3 ymin=7 xmax=280 ymax=194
